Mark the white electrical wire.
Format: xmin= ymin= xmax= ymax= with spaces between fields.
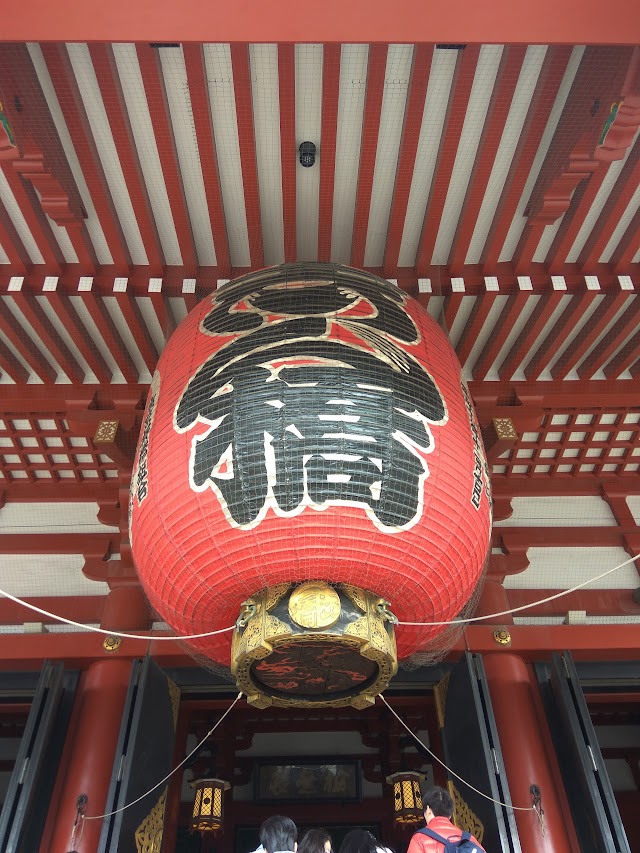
xmin=396 ymin=552 xmax=640 ymax=627
xmin=0 ymin=551 xmax=637 ymax=639
xmin=83 ymin=692 xmax=244 ymax=822
xmin=379 ymin=694 xmax=535 ymax=813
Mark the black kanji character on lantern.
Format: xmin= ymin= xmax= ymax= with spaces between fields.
xmin=175 ymin=278 xmax=447 ymax=531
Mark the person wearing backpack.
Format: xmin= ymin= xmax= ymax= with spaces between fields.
xmin=406 ymin=786 xmax=485 ymax=853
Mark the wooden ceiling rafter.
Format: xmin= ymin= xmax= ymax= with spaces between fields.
xmin=416 ymin=44 xmax=481 ymax=272
xmin=87 ymin=42 xmax=165 ymax=273
xmin=39 ymin=43 xmax=131 ymax=271
xmin=230 ymin=43 xmax=264 ymax=268
xmin=382 ymin=43 xmax=432 ymax=275
xmin=350 ymin=43 xmax=388 ymax=270
xmin=182 ymin=44 xmax=231 ymax=275
xmin=449 ymin=44 xmax=528 ymax=270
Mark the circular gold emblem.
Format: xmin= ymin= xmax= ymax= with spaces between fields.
xmin=103 ymin=635 xmax=122 ymax=652
xmin=289 ymin=582 xmax=341 ymax=630
xmin=493 ymin=628 xmax=511 ymax=646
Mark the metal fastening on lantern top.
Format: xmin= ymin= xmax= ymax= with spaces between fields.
xmin=190 ymin=778 xmax=230 ymax=833
xmin=386 ymin=771 xmax=425 ymax=825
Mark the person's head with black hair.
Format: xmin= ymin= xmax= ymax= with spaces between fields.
xmin=423 ymin=786 xmax=454 ymax=823
xmin=338 ymin=829 xmax=378 ymax=853
xmin=259 ymin=815 xmax=298 ymax=853
xmin=298 ymin=828 xmax=332 ymax=853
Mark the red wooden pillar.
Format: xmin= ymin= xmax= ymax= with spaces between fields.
xmin=475 ymin=579 xmax=514 ymax=624
xmin=42 ymin=587 xmax=150 ymax=852
xmin=483 ymin=654 xmax=576 ymax=852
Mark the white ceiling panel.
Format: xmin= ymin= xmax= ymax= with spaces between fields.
xmin=466 ymin=45 xmax=547 ymax=264
xmin=295 ymin=44 xmax=322 ymax=262
xmin=159 ymin=47 xmax=217 ymax=266
xmin=250 ymin=44 xmax=284 ymax=265
xmin=398 ymin=47 xmax=456 ymax=266
xmin=66 ymin=43 xmax=148 ymax=266
xmin=499 ymin=45 xmax=585 ymax=262
xmin=331 ymin=44 xmax=369 ymax=264
xmin=363 ymin=44 xmax=414 ymax=267
xmin=203 ymin=43 xmax=251 ymax=268
xmin=27 ymin=42 xmax=113 ymax=265
xmin=432 ymin=45 xmax=504 ymax=265
xmin=112 ymin=42 xmax=182 ymax=265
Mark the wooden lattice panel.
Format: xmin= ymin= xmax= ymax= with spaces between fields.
xmin=0 ymin=415 xmax=118 ymax=483
xmin=492 ymin=409 xmax=640 ymax=478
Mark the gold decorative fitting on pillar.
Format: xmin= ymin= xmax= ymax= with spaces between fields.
xmin=103 ymin=635 xmax=122 ymax=652
xmin=190 ymin=778 xmax=230 ymax=833
xmin=386 ymin=771 xmax=425 ymax=825
xmin=231 ymin=581 xmax=398 ymax=709
xmin=493 ymin=627 xmax=511 ymax=646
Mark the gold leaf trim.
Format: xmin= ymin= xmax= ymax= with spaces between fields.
xmin=135 ymin=787 xmax=167 ymax=853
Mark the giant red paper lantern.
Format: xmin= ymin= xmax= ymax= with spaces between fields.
xmin=130 ymin=265 xmax=491 ymax=706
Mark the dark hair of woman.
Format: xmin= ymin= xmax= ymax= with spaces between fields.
xmin=338 ymin=829 xmax=378 ymax=853
xmin=298 ymin=829 xmax=332 ymax=853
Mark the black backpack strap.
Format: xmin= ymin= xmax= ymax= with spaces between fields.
xmin=416 ymin=828 xmax=449 ymax=845
xmin=460 ymin=833 xmax=471 ymax=842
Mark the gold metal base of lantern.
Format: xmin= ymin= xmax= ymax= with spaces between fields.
xmin=231 ymin=581 xmax=398 ymax=709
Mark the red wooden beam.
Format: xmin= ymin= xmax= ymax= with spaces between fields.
xmin=524 ymin=290 xmax=599 ymax=380
xmin=496 ymin=527 xmax=639 ymax=549
xmin=0 ymin=338 xmax=29 ymax=383
xmin=11 ymin=292 xmax=85 ymax=383
xmin=491 ymin=476 xmax=640 ymax=498
xmin=416 ymin=45 xmax=481 ymax=272
xmin=81 ymin=293 xmax=139 ymax=383
xmin=0 ymin=302 xmax=57 ymax=382
xmin=497 ymin=291 xmax=564 ymax=380
xmin=546 ymin=166 xmax=609 ymax=271
xmin=88 ymin=43 xmax=164 ymax=272
xmin=462 ymin=624 xmax=640 ymax=662
xmin=612 ymin=206 xmax=640 ymax=272
xmin=605 ymin=328 xmax=640 ymax=378
xmin=0 ymin=595 xmax=105 ymax=626
xmin=551 ymin=290 xmax=630 ymax=378
xmin=112 ymin=291 xmax=159 ymax=376
xmin=471 ymin=291 xmax=531 ymax=380
xmin=581 ymin=143 xmax=640 ymax=270
xmin=0 ymin=211 xmax=28 ymax=274
xmin=454 ymin=292 xmax=497 ymax=367
xmin=3 ymin=0 xmax=640 ymax=46
xmin=383 ymin=44 xmax=432 ymax=275
xmin=317 ymin=43 xmax=340 ymax=263
xmin=482 ymin=47 xmax=574 ymax=271
xmin=512 ymin=220 xmax=547 ymax=271
xmin=350 ymin=44 xmax=388 ymax=269
xmin=0 ymin=164 xmax=62 ymax=274
xmin=39 ymin=44 xmax=130 ymax=271
xmin=0 ymin=481 xmax=119 ymax=501
xmin=135 ymin=44 xmax=197 ymax=271
xmin=577 ymin=301 xmax=640 ymax=378
xmin=230 ymin=44 xmax=264 ymax=268
xmin=278 ymin=43 xmax=297 ymax=263
xmin=449 ymin=45 xmax=527 ymax=270
xmin=45 ymin=292 xmax=113 ymax=383
xmin=0 ymin=533 xmax=117 ymax=555
xmin=182 ymin=44 xmax=231 ymax=275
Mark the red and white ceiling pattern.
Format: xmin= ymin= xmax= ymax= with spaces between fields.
xmin=0 ymin=42 xmax=640 ymax=277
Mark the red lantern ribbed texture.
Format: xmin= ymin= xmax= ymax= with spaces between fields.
xmin=130 ymin=265 xmax=492 ymax=664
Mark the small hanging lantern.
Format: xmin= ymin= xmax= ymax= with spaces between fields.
xmin=386 ymin=771 xmax=425 ymax=825
xmin=190 ymin=777 xmax=230 ymax=833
